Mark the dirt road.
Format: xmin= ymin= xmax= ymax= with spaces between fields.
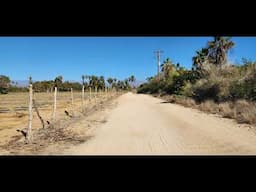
xmin=63 ymin=92 xmax=256 ymax=155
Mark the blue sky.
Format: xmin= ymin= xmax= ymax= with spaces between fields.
xmin=0 ymin=36 xmax=256 ymax=82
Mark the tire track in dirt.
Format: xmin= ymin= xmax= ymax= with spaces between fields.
xmin=60 ymin=92 xmax=256 ymax=155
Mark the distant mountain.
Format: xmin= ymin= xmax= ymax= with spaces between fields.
xmin=12 ymin=80 xmax=29 ymax=87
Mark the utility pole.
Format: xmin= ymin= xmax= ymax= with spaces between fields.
xmin=154 ymin=50 xmax=163 ymax=80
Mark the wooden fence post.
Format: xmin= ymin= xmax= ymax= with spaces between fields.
xmin=52 ymin=87 xmax=57 ymax=121
xmin=26 ymin=84 xmax=33 ymax=141
xmin=82 ymin=85 xmax=85 ymax=112
xmin=89 ymin=87 xmax=92 ymax=102
xmin=71 ymin=88 xmax=74 ymax=116
xmin=95 ymin=86 xmax=97 ymax=104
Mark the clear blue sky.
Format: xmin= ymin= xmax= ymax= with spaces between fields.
xmin=1 ymin=37 xmax=256 ymax=82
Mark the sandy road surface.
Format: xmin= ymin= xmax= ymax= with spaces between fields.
xmin=63 ymin=92 xmax=256 ymax=155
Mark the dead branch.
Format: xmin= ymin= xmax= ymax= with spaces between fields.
xmin=65 ymin=110 xmax=73 ymax=118
xmin=16 ymin=129 xmax=27 ymax=138
xmin=33 ymin=99 xmax=45 ymax=129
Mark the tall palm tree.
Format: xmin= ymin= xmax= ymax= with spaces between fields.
xmin=29 ymin=76 xmax=33 ymax=85
xmin=192 ymin=48 xmax=209 ymax=71
xmin=129 ymin=75 xmax=135 ymax=83
xmin=207 ymin=36 xmax=235 ymax=66
xmin=160 ymin=58 xmax=176 ymax=80
xmin=107 ymin=77 xmax=113 ymax=87
xmin=54 ymin=75 xmax=63 ymax=88
xmin=99 ymin=76 xmax=105 ymax=89
xmin=82 ymin=75 xmax=85 ymax=86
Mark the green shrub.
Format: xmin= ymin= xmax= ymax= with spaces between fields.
xmin=180 ymin=82 xmax=193 ymax=97
xmin=137 ymin=80 xmax=166 ymax=94
xmin=0 ymin=87 xmax=8 ymax=94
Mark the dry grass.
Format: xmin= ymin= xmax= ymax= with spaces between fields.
xmin=218 ymin=102 xmax=235 ymax=118
xmin=182 ymin=98 xmax=196 ymax=108
xmin=159 ymin=95 xmax=256 ymax=126
xmin=234 ymin=100 xmax=256 ymax=124
xmin=198 ymin=100 xmax=219 ymax=114
xmin=2 ymin=92 xmax=122 ymax=155
xmin=0 ymin=91 xmax=122 ymax=149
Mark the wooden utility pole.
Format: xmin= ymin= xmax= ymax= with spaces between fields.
xmin=154 ymin=50 xmax=163 ymax=80
xmin=27 ymin=84 xmax=33 ymax=141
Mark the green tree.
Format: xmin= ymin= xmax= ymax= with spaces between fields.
xmin=99 ymin=76 xmax=105 ymax=89
xmin=146 ymin=76 xmax=154 ymax=81
xmin=207 ymin=36 xmax=235 ymax=66
xmin=107 ymin=77 xmax=113 ymax=88
xmin=160 ymin=58 xmax=177 ymax=80
xmin=129 ymin=75 xmax=135 ymax=83
xmin=82 ymin=75 xmax=85 ymax=86
xmin=29 ymin=76 xmax=33 ymax=84
xmin=0 ymin=75 xmax=11 ymax=94
xmin=192 ymin=48 xmax=209 ymax=72
xmin=54 ymin=75 xmax=63 ymax=88
xmin=112 ymin=78 xmax=117 ymax=88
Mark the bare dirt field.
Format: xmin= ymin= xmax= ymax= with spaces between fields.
xmin=0 ymin=91 xmax=118 ymax=154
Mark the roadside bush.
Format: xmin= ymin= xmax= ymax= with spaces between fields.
xmin=137 ymin=80 xmax=165 ymax=94
xmin=218 ymin=102 xmax=235 ymax=118
xmin=230 ymin=78 xmax=256 ymax=101
xmin=180 ymin=82 xmax=193 ymax=97
xmin=234 ymin=100 xmax=256 ymax=124
xmin=190 ymin=63 xmax=244 ymax=102
xmin=0 ymin=87 xmax=8 ymax=94
xmin=191 ymin=79 xmax=220 ymax=102
xmin=198 ymin=100 xmax=219 ymax=113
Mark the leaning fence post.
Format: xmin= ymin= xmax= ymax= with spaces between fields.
xmin=26 ymin=84 xmax=33 ymax=142
xmin=52 ymin=87 xmax=57 ymax=121
xmin=33 ymin=99 xmax=45 ymax=129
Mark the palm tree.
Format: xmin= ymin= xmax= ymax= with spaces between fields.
xmin=54 ymin=75 xmax=63 ymax=88
xmin=82 ymin=75 xmax=85 ymax=86
xmin=112 ymin=78 xmax=117 ymax=89
xmin=129 ymin=75 xmax=135 ymax=83
xmin=124 ymin=79 xmax=129 ymax=87
xmin=29 ymin=76 xmax=33 ymax=85
xmin=207 ymin=36 xmax=235 ymax=66
xmin=107 ymin=77 xmax=113 ymax=88
xmin=176 ymin=63 xmax=180 ymax=70
xmin=99 ymin=76 xmax=105 ymax=89
xmin=192 ymin=48 xmax=209 ymax=71
xmin=160 ymin=58 xmax=176 ymax=80
xmin=146 ymin=76 xmax=154 ymax=82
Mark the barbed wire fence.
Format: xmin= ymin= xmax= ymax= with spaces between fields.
xmin=0 ymin=85 xmax=123 ymax=143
